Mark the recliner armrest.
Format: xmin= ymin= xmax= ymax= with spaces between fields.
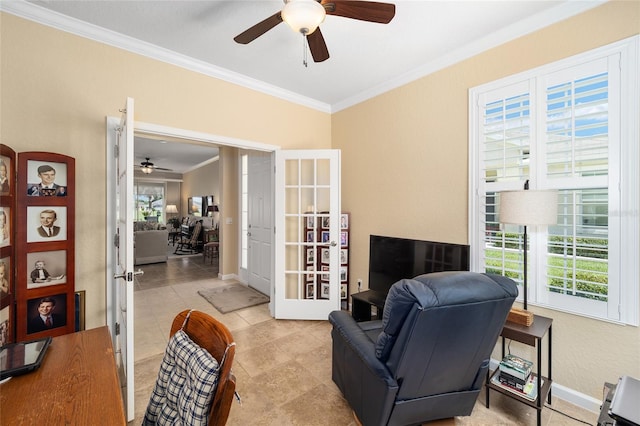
xmin=329 ymin=311 xmax=395 ymax=387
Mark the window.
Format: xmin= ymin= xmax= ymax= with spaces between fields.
xmin=134 ymin=182 xmax=166 ymax=222
xmin=469 ymin=36 xmax=639 ymax=324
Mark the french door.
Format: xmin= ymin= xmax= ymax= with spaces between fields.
xmin=274 ymin=150 xmax=341 ymax=320
xmin=106 ymin=97 xmax=138 ymax=422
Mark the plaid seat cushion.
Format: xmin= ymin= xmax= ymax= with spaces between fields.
xmin=143 ymin=330 xmax=220 ymax=425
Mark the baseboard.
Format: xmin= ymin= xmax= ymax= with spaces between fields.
xmin=489 ymin=359 xmax=601 ymax=413
xmin=218 ymin=272 xmax=239 ymax=281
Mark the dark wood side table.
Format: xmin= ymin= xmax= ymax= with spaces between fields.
xmin=351 ymin=290 xmax=386 ymax=322
xmin=168 ymin=229 xmax=180 ymax=246
xmin=485 ymin=314 xmax=553 ymax=426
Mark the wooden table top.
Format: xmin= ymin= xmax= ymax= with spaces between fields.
xmin=0 ymin=326 xmax=126 ymax=425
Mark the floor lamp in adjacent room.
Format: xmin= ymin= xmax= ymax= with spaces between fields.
xmin=499 ymin=186 xmax=558 ymax=317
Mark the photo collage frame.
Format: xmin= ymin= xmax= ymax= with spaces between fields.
xmin=15 ymin=152 xmax=76 ymax=341
xmin=303 ymin=212 xmax=350 ymax=307
xmin=0 ymin=145 xmax=16 ymax=345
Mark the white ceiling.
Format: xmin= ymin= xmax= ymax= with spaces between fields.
xmin=3 ymin=0 xmax=603 ymax=171
xmin=134 ymin=137 xmax=219 ymax=174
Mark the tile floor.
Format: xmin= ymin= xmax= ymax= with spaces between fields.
xmin=130 ymin=256 xmax=599 ymax=425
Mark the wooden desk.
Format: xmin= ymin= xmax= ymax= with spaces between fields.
xmin=1 ymin=326 xmax=126 ymax=425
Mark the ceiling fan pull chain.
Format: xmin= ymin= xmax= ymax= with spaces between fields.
xmin=302 ymin=35 xmax=308 ymax=67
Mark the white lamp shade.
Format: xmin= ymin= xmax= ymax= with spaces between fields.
xmin=282 ymin=0 xmax=326 ymax=35
xmin=166 ymin=204 xmax=178 ymax=214
xmin=499 ymin=190 xmax=558 ymax=226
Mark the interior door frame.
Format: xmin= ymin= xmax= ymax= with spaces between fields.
xmin=106 ymin=120 xmax=280 ymax=319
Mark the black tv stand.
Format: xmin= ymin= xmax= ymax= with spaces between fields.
xmin=351 ymin=290 xmax=387 ymax=322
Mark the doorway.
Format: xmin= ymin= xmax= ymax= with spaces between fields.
xmin=127 ymin=121 xmax=278 ymax=284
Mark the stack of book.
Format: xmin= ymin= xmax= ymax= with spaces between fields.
xmin=492 ymin=354 xmax=540 ymax=401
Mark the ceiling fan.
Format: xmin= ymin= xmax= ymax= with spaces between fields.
xmin=234 ymin=0 xmax=396 ymax=63
xmin=139 ymin=158 xmax=172 ymax=174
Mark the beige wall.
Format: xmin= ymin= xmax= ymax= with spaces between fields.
xmin=218 ymin=146 xmax=239 ymax=278
xmin=1 ymin=0 xmax=638 ymax=404
xmin=334 ymin=1 xmax=639 ymax=402
xmin=182 ymin=159 xmax=220 ymax=220
xmin=0 ymin=13 xmax=331 ymax=332
xmin=165 ymin=181 xmax=181 ymax=218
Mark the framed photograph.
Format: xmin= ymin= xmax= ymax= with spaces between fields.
xmin=0 ymin=206 xmax=10 ymax=248
xmin=321 ymin=231 xmax=330 ymax=243
xmin=340 ymin=266 xmax=348 ymax=282
xmin=306 ymin=247 xmax=315 ymax=264
xmin=26 ymin=206 xmax=67 ymax=243
xmin=0 ymin=256 xmax=11 ymax=304
xmin=305 ymin=265 xmax=315 ymax=283
xmin=321 ymin=247 xmax=330 ymax=264
xmin=340 ymin=214 xmax=349 ymax=229
xmin=341 ymin=231 xmax=349 ymax=247
xmin=26 ymin=293 xmax=68 ymax=335
xmin=306 ymin=283 xmax=315 ymax=299
xmin=0 ymin=154 xmax=11 ymax=196
xmin=188 ymin=196 xmax=203 ymax=216
xmin=306 ymin=216 xmax=314 ymax=228
xmin=340 ymin=283 xmax=348 ymax=299
xmin=306 ymin=230 xmax=315 ymax=243
xmin=321 ymin=282 xmax=330 ymax=299
xmin=321 ymin=216 xmax=330 ymax=229
xmin=26 ymin=250 xmax=67 ymax=289
xmin=321 ymin=265 xmax=329 ymax=281
xmin=26 ymin=160 xmax=68 ymax=197
xmin=0 ymin=305 xmax=10 ymax=346
xmin=341 ymin=249 xmax=348 ymax=264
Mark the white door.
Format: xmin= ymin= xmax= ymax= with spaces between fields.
xmin=110 ymin=97 xmax=139 ymax=422
xmin=248 ymin=151 xmax=272 ymax=296
xmin=274 ymin=150 xmax=341 ymax=320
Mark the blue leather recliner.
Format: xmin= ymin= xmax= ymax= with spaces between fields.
xmin=329 ymin=271 xmax=518 ymax=426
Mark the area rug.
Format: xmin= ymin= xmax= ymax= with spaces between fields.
xmin=198 ymin=284 xmax=269 ymax=314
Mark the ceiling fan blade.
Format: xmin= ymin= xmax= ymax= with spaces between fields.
xmin=234 ymin=12 xmax=283 ymax=44
xmin=153 ymin=166 xmax=173 ymax=171
xmin=307 ymin=28 xmax=329 ymax=63
xmin=322 ymin=0 xmax=395 ymax=24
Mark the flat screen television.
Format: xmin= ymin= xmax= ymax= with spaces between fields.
xmin=368 ymin=235 xmax=470 ymax=295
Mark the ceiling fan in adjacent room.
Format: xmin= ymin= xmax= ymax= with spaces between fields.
xmin=138 ymin=158 xmax=172 ymax=174
xmin=234 ymin=0 xmax=396 ymax=64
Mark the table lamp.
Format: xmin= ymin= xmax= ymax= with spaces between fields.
xmin=499 ymin=183 xmax=557 ymax=322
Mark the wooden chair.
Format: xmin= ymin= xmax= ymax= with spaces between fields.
xmin=203 ymin=229 xmax=219 ymax=264
xmin=169 ymin=309 xmax=237 ymax=426
xmin=174 ymin=221 xmax=202 ymax=254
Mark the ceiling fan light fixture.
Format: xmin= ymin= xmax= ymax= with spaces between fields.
xmin=141 ymin=165 xmax=153 ymax=174
xmin=282 ymin=0 xmax=326 ymax=35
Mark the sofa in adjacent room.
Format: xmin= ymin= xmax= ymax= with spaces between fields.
xmin=134 ymin=222 xmax=168 ymax=265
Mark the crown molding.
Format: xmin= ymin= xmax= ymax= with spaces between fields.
xmin=332 ymin=0 xmax=607 ymax=112
xmin=2 ymin=0 xmax=606 ymax=114
xmin=0 ymin=0 xmax=332 ymax=113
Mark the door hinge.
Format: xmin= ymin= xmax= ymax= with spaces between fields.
xmin=114 ymin=233 xmax=120 ymax=248
xmin=115 ymin=322 xmax=120 ymax=335
xmin=114 ymin=144 xmax=119 ymax=158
